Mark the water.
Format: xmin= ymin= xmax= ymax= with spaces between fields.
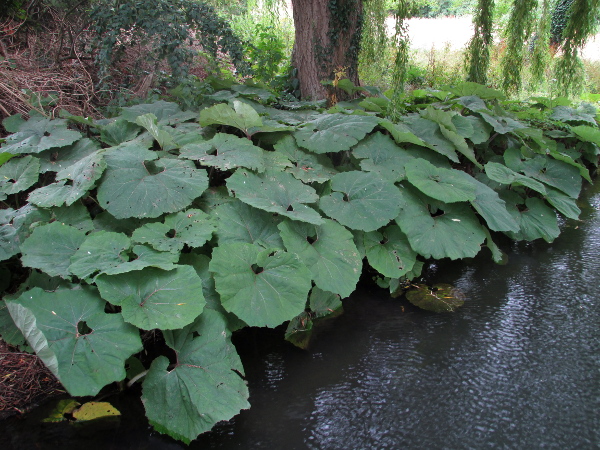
xmin=2 ymin=182 xmax=600 ymax=449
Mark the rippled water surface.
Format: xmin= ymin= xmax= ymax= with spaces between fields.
xmin=3 ymin=182 xmax=600 ymax=449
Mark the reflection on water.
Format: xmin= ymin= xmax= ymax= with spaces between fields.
xmin=2 ymin=182 xmax=600 ymax=449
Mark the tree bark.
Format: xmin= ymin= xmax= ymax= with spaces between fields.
xmin=290 ymin=0 xmax=363 ymax=101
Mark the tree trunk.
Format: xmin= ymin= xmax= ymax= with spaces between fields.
xmin=290 ymin=0 xmax=363 ymax=102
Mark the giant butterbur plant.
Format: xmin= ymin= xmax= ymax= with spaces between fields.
xmin=0 ymin=80 xmax=598 ymax=443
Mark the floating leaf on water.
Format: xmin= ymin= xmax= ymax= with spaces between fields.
xmin=72 ymin=402 xmax=121 ymax=421
xmin=42 ymin=399 xmax=81 ymax=422
xmin=405 ymin=283 xmax=465 ymax=313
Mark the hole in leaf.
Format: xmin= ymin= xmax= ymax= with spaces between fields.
xmin=379 ymin=239 xmax=387 ymax=245
xmin=306 ymin=235 xmax=317 ymax=245
xmin=286 ymin=204 xmax=294 ymax=212
xmin=251 ymin=264 xmax=264 ymax=274
xmin=343 ymin=193 xmax=350 ymax=202
xmin=143 ymin=160 xmax=163 ymax=175
xmin=43 ymin=131 xmax=51 ymax=137
xmin=430 ymin=207 xmax=445 ymax=217
xmin=165 ymin=229 xmax=176 ymax=238
xmin=77 ymin=321 xmax=93 ymax=336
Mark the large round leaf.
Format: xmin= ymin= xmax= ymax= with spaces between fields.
xmin=213 ymin=199 xmax=284 ymax=249
xmin=364 ymin=225 xmax=417 ymax=278
xmin=395 ymin=187 xmax=486 ymax=260
xmin=96 ymin=266 xmax=205 ymax=330
xmin=294 ymin=113 xmax=379 ymax=153
xmin=97 ymin=145 xmax=208 ymax=219
xmin=227 ymin=169 xmax=323 ymax=225
xmin=352 ymin=132 xmax=414 ymax=183
xmin=521 ymin=156 xmax=582 ymax=199
xmin=131 ymin=209 xmax=215 ymax=253
xmin=209 ymin=243 xmax=312 ymax=327
xmin=1 ymin=116 xmax=81 ymax=154
xmin=0 ymin=155 xmax=40 ymax=195
xmin=0 ymin=205 xmax=51 ymax=262
xmin=465 ymin=173 xmax=519 ymax=232
xmin=274 ymin=135 xmax=337 ymax=183
xmin=69 ymin=231 xmax=131 ymax=280
xmin=6 ymin=286 xmax=142 ymax=396
xmin=180 ymin=133 xmax=265 ymax=172
xmin=505 ymin=197 xmax=560 ymax=243
xmin=20 ymin=222 xmax=87 ymax=278
xmin=141 ymin=310 xmax=249 ymax=444
xmin=320 ymin=171 xmax=403 ymax=231
xmin=278 ymin=219 xmax=362 ymax=297
xmin=405 ymin=158 xmax=476 ymax=203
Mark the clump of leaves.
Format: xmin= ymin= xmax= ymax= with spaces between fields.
xmin=0 ymin=80 xmax=597 ymax=443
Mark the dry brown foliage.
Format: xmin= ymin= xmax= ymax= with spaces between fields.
xmin=0 ymin=340 xmax=63 ymax=419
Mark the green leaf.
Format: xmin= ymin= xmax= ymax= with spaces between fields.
xmin=484 ymin=162 xmax=547 ymax=195
xmin=37 ymin=138 xmax=101 ymax=173
xmin=141 ymin=309 xmax=249 ymax=444
xmin=284 ymin=311 xmax=313 ymax=349
xmin=294 ymin=114 xmax=379 ymax=153
xmin=51 ymin=202 xmax=94 ymax=233
xmin=1 ymin=116 xmax=82 ymax=154
xmin=571 ymin=125 xmax=600 ymax=147
xmin=278 ymin=219 xmax=362 ymax=297
xmin=443 ymin=82 xmax=505 ymax=100
xmin=549 ymin=105 xmax=596 ymax=125
xmin=505 ymin=197 xmax=560 ymax=243
xmin=521 ymin=156 xmax=582 ymax=199
xmin=405 ymin=158 xmax=477 ymax=203
xmin=227 ymin=169 xmax=323 ymax=224
xmin=0 ymin=155 xmax=39 ymax=194
xmin=320 ymin=171 xmax=403 ymax=232
xmin=68 ymin=231 xmax=131 ymax=280
xmin=404 ymin=117 xmax=459 ymax=162
xmin=132 ymin=209 xmax=215 ymax=253
xmin=378 ymin=119 xmax=429 ymax=147
xmin=199 ymin=100 xmax=262 ymax=133
xmin=463 ymin=115 xmax=492 ymax=144
xmin=364 ymin=225 xmax=417 ymax=278
xmin=466 ymin=174 xmax=519 ymax=232
xmin=96 ymin=266 xmax=205 ymax=330
xmin=7 ymin=286 xmax=142 ymax=396
xmin=274 ymin=135 xmax=337 ymax=183
xmin=3 ymin=114 xmax=25 ymax=133
xmin=21 ymin=222 xmax=87 ymax=277
xmin=0 ymin=205 xmax=51 ymax=261
xmin=309 ymin=286 xmax=343 ymax=317
xmin=395 ymin=187 xmax=486 ymax=260
xmin=135 ymin=113 xmax=177 ymax=150
xmin=31 ymin=150 xmax=106 ymax=207
xmin=406 ymin=283 xmax=465 ymax=312
xmin=101 ymin=244 xmax=179 ymax=275
xmin=213 ymin=199 xmax=283 ymax=249
xmin=180 ymin=133 xmax=265 ymax=172
xmin=352 ymin=132 xmax=414 ymax=182
xmin=97 ymin=145 xmax=208 ymax=219
xmin=0 ymin=300 xmax=28 ymax=349
xmin=121 ymin=101 xmax=196 ymax=125
xmin=478 ymin=112 xmax=526 ymax=134
xmin=99 ymin=119 xmax=141 ymax=146
xmin=210 ymin=243 xmax=312 ymax=327
xmin=545 ymin=186 xmax=581 ymax=219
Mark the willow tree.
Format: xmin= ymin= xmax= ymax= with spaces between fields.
xmin=500 ymin=0 xmax=538 ymax=93
xmin=465 ymin=0 xmax=495 ymax=84
xmin=554 ymin=0 xmax=600 ymax=96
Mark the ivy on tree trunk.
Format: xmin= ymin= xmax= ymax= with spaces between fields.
xmin=290 ymin=0 xmax=363 ymax=101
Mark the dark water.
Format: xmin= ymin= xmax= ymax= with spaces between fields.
xmin=3 ymin=182 xmax=600 ymax=449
